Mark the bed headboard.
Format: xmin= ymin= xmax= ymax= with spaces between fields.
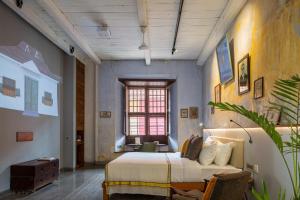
xmin=209 ymin=136 xmax=245 ymax=169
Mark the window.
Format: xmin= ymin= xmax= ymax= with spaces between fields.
xmin=0 ymin=77 xmax=20 ymax=97
xmin=127 ymin=87 xmax=167 ymax=136
xmin=24 ymin=76 xmax=38 ymax=115
xmin=42 ymin=91 xmax=53 ymax=106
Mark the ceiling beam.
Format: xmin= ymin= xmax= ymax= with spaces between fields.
xmin=137 ymin=0 xmax=151 ymax=65
xmin=2 ymin=0 xmax=71 ymax=56
xmin=196 ymin=0 xmax=247 ymax=66
xmin=36 ymin=0 xmax=101 ymax=65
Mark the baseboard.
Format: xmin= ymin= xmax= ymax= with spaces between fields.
xmin=60 ymin=167 xmax=75 ymax=172
xmin=95 ymin=161 xmax=109 ymax=166
xmin=0 ymin=188 xmax=10 ymax=196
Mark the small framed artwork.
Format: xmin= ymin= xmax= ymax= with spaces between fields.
xmin=189 ymin=107 xmax=198 ymax=119
xmin=211 ymin=106 xmax=215 ymax=115
xmin=254 ymin=77 xmax=264 ymax=99
xmin=180 ymin=109 xmax=188 ymax=118
xmin=267 ymin=109 xmax=280 ymax=125
xmin=238 ymin=54 xmax=250 ymax=95
xmin=214 ymin=84 xmax=221 ymax=103
xmin=100 ymin=111 xmax=111 ymax=118
xmin=216 ymin=36 xmax=234 ymax=85
xmin=16 ymin=132 xmax=33 ymax=142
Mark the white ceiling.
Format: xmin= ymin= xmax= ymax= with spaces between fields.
xmin=51 ymin=0 xmax=228 ymax=60
xmin=3 ymin=0 xmax=246 ymax=64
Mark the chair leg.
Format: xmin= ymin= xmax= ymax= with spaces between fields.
xmin=244 ymin=192 xmax=248 ymax=200
xmin=170 ymin=188 xmax=173 ymax=200
xmin=102 ymin=181 xmax=109 ymax=200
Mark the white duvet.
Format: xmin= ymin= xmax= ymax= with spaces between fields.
xmin=106 ymin=152 xmax=242 ymax=196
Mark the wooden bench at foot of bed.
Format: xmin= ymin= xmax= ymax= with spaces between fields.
xmin=102 ymin=181 xmax=207 ymax=200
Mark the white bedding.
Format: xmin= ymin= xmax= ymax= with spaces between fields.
xmin=106 ymin=152 xmax=242 ymax=196
xmin=169 ymin=152 xmax=242 ymax=182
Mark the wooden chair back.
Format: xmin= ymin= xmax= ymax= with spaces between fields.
xmin=140 ymin=142 xmax=156 ymax=152
xmin=202 ymin=171 xmax=251 ymax=200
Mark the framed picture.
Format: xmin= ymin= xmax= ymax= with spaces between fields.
xmin=267 ymin=109 xmax=280 ymax=125
xmin=214 ymin=84 xmax=221 ymax=103
xmin=180 ymin=109 xmax=188 ymax=118
xmin=16 ymin=132 xmax=33 ymax=142
xmin=100 ymin=111 xmax=111 ymax=118
xmin=211 ymin=106 xmax=215 ymax=115
xmin=189 ymin=107 xmax=198 ymax=119
xmin=216 ymin=36 xmax=234 ymax=85
xmin=238 ymin=54 xmax=250 ymax=95
xmin=254 ymin=77 xmax=264 ymax=99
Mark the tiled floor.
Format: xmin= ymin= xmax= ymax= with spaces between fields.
xmin=0 ymin=167 xmax=103 ymax=200
xmin=0 ymin=166 xmax=166 ymax=200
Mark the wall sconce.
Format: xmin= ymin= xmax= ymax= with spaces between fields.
xmin=230 ymin=119 xmax=253 ymax=144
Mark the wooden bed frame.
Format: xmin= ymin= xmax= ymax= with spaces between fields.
xmin=102 ymin=136 xmax=244 ymax=200
xmin=102 ymin=181 xmax=207 ymax=200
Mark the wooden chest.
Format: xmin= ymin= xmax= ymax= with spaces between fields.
xmin=10 ymin=159 xmax=59 ymax=192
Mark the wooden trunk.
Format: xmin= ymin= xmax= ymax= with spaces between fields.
xmin=10 ymin=159 xmax=59 ymax=192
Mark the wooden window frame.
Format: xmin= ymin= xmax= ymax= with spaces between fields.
xmin=126 ymin=86 xmax=168 ymax=137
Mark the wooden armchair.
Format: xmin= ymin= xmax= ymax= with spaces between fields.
xmin=172 ymin=171 xmax=251 ymax=200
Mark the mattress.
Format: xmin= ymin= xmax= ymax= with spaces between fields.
xmin=106 ymin=152 xmax=171 ymax=196
xmin=106 ymin=152 xmax=242 ymax=196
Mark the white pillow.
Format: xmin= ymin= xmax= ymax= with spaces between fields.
xmin=205 ymin=136 xmax=215 ymax=143
xmin=214 ymin=141 xmax=235 ymax=166
xmin=199 ymin=140 xmax=218 ymax=165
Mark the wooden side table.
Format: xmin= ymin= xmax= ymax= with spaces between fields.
xmin=245 ymin=177 xmax=255 ymax=200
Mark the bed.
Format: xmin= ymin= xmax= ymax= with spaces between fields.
xmin=102 ymin=136 xmax=244 ymax=200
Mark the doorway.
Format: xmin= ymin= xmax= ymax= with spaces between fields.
xmin=76 ymin=59 xmax=85 ymax=168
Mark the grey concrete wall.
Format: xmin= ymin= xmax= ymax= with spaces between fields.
xmin=0 ymin=2 xmax=65 ymax=192
xmin=84 ymin=62 xmax=96 ymax=163
xmin=97 ymin=60 xmax=203 ymax=161
xmin=62 ymin=56 xmax=76 ymax=169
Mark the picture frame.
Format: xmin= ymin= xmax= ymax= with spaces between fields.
xmin=214 ymin=84 xmax=221 ymax=103
xmin=211 ymin=106 xmax=215 ymax=115
xmin=189 ymin=107 xmax=198 ymax=119
xmin=238 ymin=54 xmax=250 ymax=95
xmin=16 ymin=132 xmax=33 ymax=142
xmin=216 ymin=36 xmax=234 ymax=85
xmin=180 ymin=108 xmax=188 ymax=118
xmin=267 ymin=109 xmax=280 ymax=125
xmin=254 ymin=77 xmax=264 ymax=99
xmin=100 ymin=111 xmax=111 ymax=118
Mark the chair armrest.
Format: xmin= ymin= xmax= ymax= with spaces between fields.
xmin=202 ymin=179 xmax=210 ymax=192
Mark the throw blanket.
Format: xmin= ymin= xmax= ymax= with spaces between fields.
xmin=105 ymin=152 xmax=171 ymax=194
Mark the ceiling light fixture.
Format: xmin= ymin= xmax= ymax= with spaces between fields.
xmin=97 ymin=24 xmax=111 ymax=39
xmin=139 ymin=26 xmax=149 ymax=50
xmin=172 ymin=0 xmax=184 ymax=55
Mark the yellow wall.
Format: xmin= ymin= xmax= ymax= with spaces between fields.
xmin=203 ymin=0 xmax=300 ymax=128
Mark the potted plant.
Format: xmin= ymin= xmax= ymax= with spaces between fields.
xmin=209 ymin=75 xmax=300 ymax=200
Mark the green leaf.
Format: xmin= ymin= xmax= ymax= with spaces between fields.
xmin=251 ymin=181 xmax=270 ymax=200
xmin=271 ymin=93 xmax=298 ymax=108
xmin=278 ymin=189 xmax=286 ymax=200
xmin=209 ymin=101 xmax=283 ymax=152
xmin=252 ymin=188 xmax=264 ymax=200
xmin=272 ymin=90 xmax=298 ymax=104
